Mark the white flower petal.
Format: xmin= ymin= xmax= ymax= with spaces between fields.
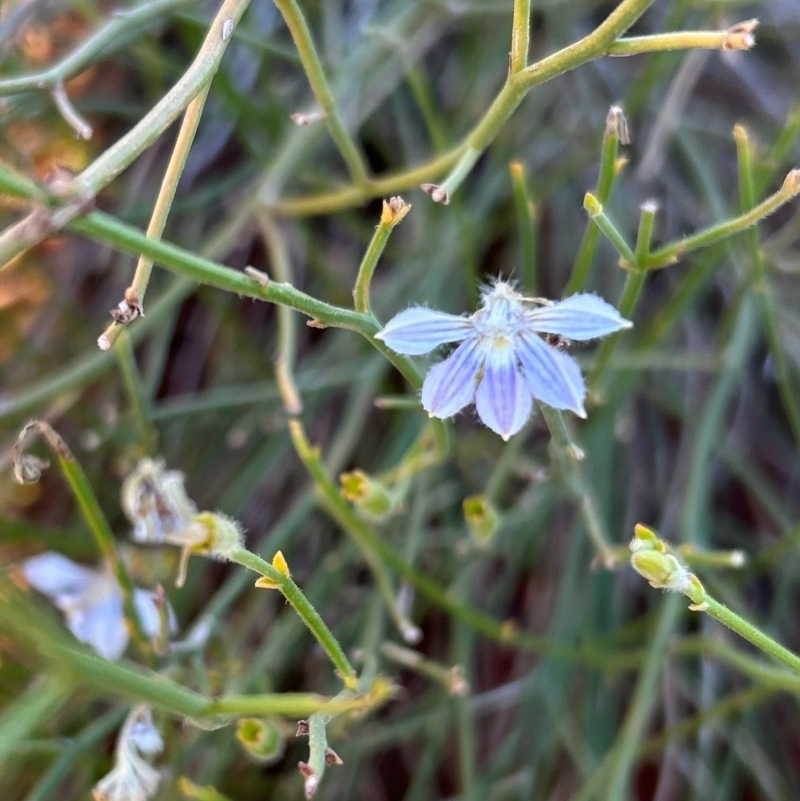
xmin=475 ymin=345 xmax=533 ymax=440
xmin=526 ymin=294 xmax=632 ymax=340
xmin=133 ymin=589 xmax=177 ymax=640
xmin=421 ymin=338 xmax=483 ymax=418
xmin=68 ymin=592 xmax=129 ymax=661
xmin=376 ymin=307 xmax=472 ymax=355
xmin=516 ymin=334 xmax=587 ymax=417
xmin=22 ymin=553 xmax=95 ymax=603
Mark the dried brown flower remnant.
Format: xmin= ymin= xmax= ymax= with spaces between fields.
xmin=724 ymin=19 xmax=758 ymax=50
xmin=420 ymin=183 xmax=450 ymax=205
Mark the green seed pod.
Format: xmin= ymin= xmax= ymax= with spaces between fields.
xmin=463 ymin=495 xmax=500 ymax=547
xmin=235 ymin=718 xmax=285 ymax=765
xmin=339 ymin=470 xmax=396 ymax=522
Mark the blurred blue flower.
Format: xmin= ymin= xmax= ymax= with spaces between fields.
xmin=21 ymin=552 xmax=173 ymax=660
xmin=376 ymin=282 xmax=632 ymax=439
xmin=93 ymin=705 xmax=163 ymax=801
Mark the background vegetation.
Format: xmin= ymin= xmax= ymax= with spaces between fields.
xmin=2 ymin=0 xmax=800 ymax=799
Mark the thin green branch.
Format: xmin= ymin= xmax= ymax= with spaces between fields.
xmin=114 ymin=331 xmax=157 ymax=454
xmin=0 ymin=0 xmax=197 ymax=95
xmin=510 ymin=0 xmax=532 ymax=73
xmin=272 ymin=0 xmax=370 ymax=186
xmin=586 ymin=201 xmax=655 ymax=394
xmin=286 ymin=420 xmax=629 ymax=669
xmin=582 ymin=192 xmax=637 ymax=268
xmin=565 ymin=106 xmax=627 ymax=295
xmin=255 ymin=213 xmax=302 ymax=414
xmin=228 ymin=547 xmax=357 ymax=688
xmin=509 ymin=161 xmax=538 ymax=293
xmin=100 ymin=82 xmax=213 ymax=351
xmin=0 ymin=0 xmax=250 ymax=269
xmin=733 ymin=124 xmax=800 ymax=445
xmin=11 ymin=421 xmax=149 ymax=650
xmin=353 ymin=199 xmax=409 ymax=315
xmin=608 ymin=21 xmax=757 ymax=56
xmin=539 ymin=405 xmax=617 ymax=568
xmin=646 ymin=169 xmax=800 ymax=268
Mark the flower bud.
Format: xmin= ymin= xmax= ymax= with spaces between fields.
xmin=339 ymin=470 xmax=396 ymax=522
xmin=235 ymin=718 xmax=285 ymax=765
xmin=254 ymin=551 xmax=291 ymax=590
xmin=462 ymin=495 xmax=500 ymax=547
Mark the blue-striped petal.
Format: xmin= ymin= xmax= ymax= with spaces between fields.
xmin=376 ymin=307 xmax=472 ymax=355
xmin=516 ymin=334 xmax=587 ymax=417
xmin=421 ymin=338 xmax=483 ymax=418
xmin=475 ymin=344 xmax=532 ymax=440
xmin=526 ymin=294 xmax=632 ymax=340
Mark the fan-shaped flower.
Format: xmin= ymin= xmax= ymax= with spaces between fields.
xmin=21 ymin=552 xmax=173 ymax=660
xmin=376 ymin=282 xmax=632 ymax=440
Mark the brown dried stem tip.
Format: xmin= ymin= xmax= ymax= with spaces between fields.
xmin=420 ymin=183 xmax=450 ymax=205
xmin=108 ymin=286 xmax=144 ymax=327
xmin=606 ymin=105 xmax=630 ymax=145
xmin=381 ymin=196 xmax=411 ymax=225
xmin=290 ymin=110 xmax=326 ymax=126
xmin=782 ymin=168 xmax=800 ymax=194
xmin=724 ymin=19 xmax=759 ymax=50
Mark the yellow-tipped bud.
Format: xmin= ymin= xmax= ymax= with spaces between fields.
xmin=381 ymin=196 xmax=411 ymax=226
xmin=629 ymin=524 xmax=708 ymax=610
xmin=583 ymin=192 xmax=602 ymax=218
xmin=463 ymin=495 xmax=500 ymax=547
xmin=339 ymin=470 xmax=396 ymax=522
xmin=254 ymin=551 xmax=291 ymax=590
xmin=235 ymin=718 xmax=285 ymax=765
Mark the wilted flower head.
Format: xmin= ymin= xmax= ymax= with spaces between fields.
xmin=121 ymin=459 xmax=197 ymax=544
xmin=20 ymin=552 xmax=173 ymax=660
xmin=93 ymin=705 xmax=163 ymax=801
xmin=376 ymin=283 xmax=632 ymax=439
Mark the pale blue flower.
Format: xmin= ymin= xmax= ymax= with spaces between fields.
xmin=376 ymin=282 xmax=632 ymax=440
xmin=93 ymin=705 xmax=163 ymax=801
xmin=21 ymin=552 xmax=174 ymax=660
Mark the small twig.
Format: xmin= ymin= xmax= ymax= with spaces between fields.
xmin=51 ymin=82 xmax=93 ymax=140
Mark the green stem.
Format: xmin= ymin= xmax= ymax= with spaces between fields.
xmin=256 ymin=213 xmax=302 ymax=414
xmin=67 ymin=211 xmax=369 ymax=329
xmin=509 ymin=161 xmax=538 ymax=293
xmin=12 ymin=421 xmax=149 ymax=649
xmin=687 ymin=592 xmax=800 ymax=677
xmin=114 ymin=331 xmax=157 ymax=454
xmin=0 ymin=678 xmax=69 ymax=763
xmin=607 ymin=27 xmax=755 ymax=56
xmin=734 ymin=125 xmax=800 ymax=445
xmin=353 ymin=213 xmax=395 ymax=315
xmin=432 ymin=0 xmax=658 ymax=198
xmin=565 ymin=108 xmax=625 ymax=294
xmin=288 ymin=421 xmax=421 ymax=643
xmin=604 ymin=595 xmax=683 ymax=801
xmin=646 ymin=171 xmax=800 ymax=267
xmin=286 ymin=420 xmax=625 ymax=669
xmin=228 ymin=547 xmax=358 ymax=689
xmin=101 ymin=81 xmax=213 ymax=350
xmin=587 ymin=201 xmax=655 ymax=394
xmin=0 ymin=0 xmax=197 ymax=95
xmin=0 ymin=0 xmax=250 ymax=269
xmin=539 ymin=405 xmax=617 ymax=568
xmin=23 ymin=707 xmax=126 ymax=801
xmin=582 ymin=192 xmax=637 ymax=267
xmin=272 ymin=0 xmax=370 ymax=186
xmin=510 ymin=0 xmax=531 ymax=73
